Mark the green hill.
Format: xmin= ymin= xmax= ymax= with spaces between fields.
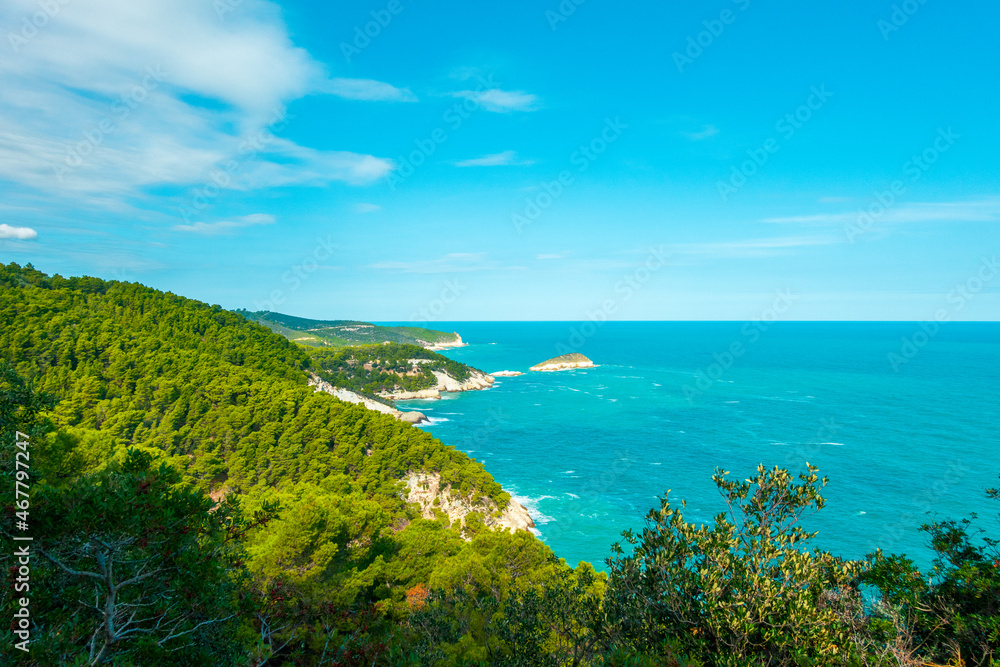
xmin=237 ymin=310 xmax=462 ymax=349
xmin=0 ymin=262 xmax=585 ymax=664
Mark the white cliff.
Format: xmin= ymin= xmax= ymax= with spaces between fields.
xmin=380 ymin=368 xmax=494 ymax=400
xmin=307 ymin=373 xmax=427 ymax=424
xmin=404 ymin=472 xmax=535 ymax=535
xmin=420 ymin=333 xmax=468 ymax=351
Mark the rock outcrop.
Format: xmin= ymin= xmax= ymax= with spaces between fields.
xmin=380 ymin=369 xmax=494 ymax=400
xmin=491 ymin=370 xmax=524 ymax=377
xmin=398 ymin=411 xmax=428 ymax=424
xmin=530 ymin=353 xmax=595 ymax=372
xmin=308 ymin=374 xmax=427 ymax=423
xmin=420 ymin=333 xmax=468 ymax=351
xmin=404 ymin=472 xmax=535 ymax=535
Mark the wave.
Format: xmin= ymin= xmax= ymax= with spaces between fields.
xmin=511 ymin=494 xmax=557 ymax=525
xmin=415 ymin=416 xmax=450 ymax=427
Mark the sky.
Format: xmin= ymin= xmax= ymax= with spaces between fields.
xmin=0 ymin=0 xmax=998 ymax=321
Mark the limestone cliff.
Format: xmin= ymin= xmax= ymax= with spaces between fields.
xmin=308 ymin=373 xmax=427 ymax=424
xmin=380 ymin=368 xmax=494 ymax=400
xmin=420 ymin=333 xmax=468 ymax=351
xmin=404 ymin=472 xmax=535 ymax=535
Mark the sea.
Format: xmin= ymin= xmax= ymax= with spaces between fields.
xmin=390 ymin=322 xmax=1000 ymax=571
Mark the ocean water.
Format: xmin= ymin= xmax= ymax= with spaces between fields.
xmin=392 ymin=322 xmax=1000 ymax=570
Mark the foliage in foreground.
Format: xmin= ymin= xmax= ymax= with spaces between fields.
xmin=604 ymin=465 xmax=868 ymax=665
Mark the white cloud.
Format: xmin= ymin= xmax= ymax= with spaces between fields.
xmin=536 ymin=252 xmax=567 ymax=260
xmin=354 ymin=203 xmax=381 ymax=213
xmin=454 ymin=150 xmax=533 ymax=167
xmin=0 ymin=224 xmax=37 ymax=240
xmin=664 ymin=235 xmax=837 ymax=261
xmin=325 ymin=79 xmax=417 ymax=103
xmin=452 ymin=89 xmax=539 ymax=113
xmin=173 ymin=213 xmax=275 ymax=235
xmin=764 ymin=199 xmax=1000 ymax=225
xmin=369 ymin=252 xmax=504 ymax=274
xmin=0 ymin=0 xmax=399 ymax=204
xmin=682 ymin=125 xmax=719 ymax=141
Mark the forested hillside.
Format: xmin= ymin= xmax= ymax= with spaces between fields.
xmin=0 ymin=262 xmax=597 ymax=665
xmin=1 ymin=262 xmax=996 ymax=666
xmin=0 ymin=263 xmax=500 ymax=502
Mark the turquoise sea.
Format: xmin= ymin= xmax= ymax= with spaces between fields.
xmin=392 ymin=322 xmax=1000 ymax=570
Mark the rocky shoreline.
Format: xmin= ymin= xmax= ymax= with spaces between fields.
xmin=379 ymin=368 xmax=494 ymax=400
xmin=421 ymin=333 xmax=469 ymax=351
xmin=307 ymin=373 xmax=428 ymax=424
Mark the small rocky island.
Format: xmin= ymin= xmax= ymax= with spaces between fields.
xmin=530 ymin=352 xmax=595 ymax=372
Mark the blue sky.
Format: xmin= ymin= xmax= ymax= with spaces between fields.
xmin=1 ymin=0 xmax=997 ymax=321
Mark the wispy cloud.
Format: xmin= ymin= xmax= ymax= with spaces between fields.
xmin=664 ymin=235 xmax=837 ymax=261
xmin=324 ymin=78 xmax=417 ymax=102
xmin=369 ymin=252 xmax=513 ymax=274
xmin=453 ymin=150 xmax=534 ymax=167
xmin=764 ymin=199 xmax=1000 ymax=225
xmin=682 ymin=125 xmax=719 ymax=141
xmin=536 ymin=252 xmax=567 ymax=260
xmin=172 ymin=213 xmax=275 ymax=235
xmin=451 ymin=89 xmax=539 ymax=113
xmin=0 ymin=224 xmax=38 ymax=240
xmin=0 ymin=0 xmax=399 ymax=205
xmin=354 ymin=203 xmax=381 ymax=213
